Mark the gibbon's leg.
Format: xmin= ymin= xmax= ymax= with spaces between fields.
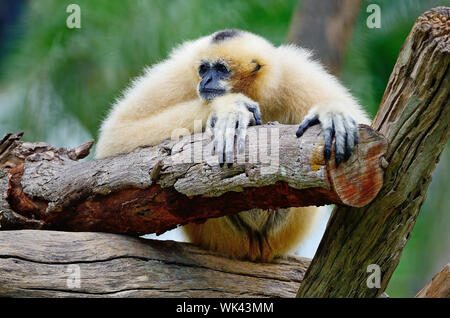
xmin=95 ymin=99 xmax=212 ymax=159
xmin=183 ymin=206 xmax=320 ymax=262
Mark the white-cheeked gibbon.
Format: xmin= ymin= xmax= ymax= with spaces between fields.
xmin=95 ymin=29 xmax=370 ymax=262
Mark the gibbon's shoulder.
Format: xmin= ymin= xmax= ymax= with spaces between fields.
xmin=275 ymin=43 xmax=343 ymax=85
xmin=270 ymin=43 xmax=332 ymax=85
xmin=275 ymin=44 xmax=318 ymax=66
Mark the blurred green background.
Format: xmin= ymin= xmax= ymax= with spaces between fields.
xmin=0 ymin=0 xmax=448 ymax=297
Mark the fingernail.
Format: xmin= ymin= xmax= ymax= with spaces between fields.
xmin=335 ymin=154 xmax=343 ymax=167
xmin=324 ymin=148 xmax=331 ymax=160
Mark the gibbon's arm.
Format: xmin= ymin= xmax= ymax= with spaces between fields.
xmin=108 ymin=38 xmax=209 ymax=121
xmin=95 ymin=38 xmax=212 ymax=159
xmin=275 ymin=45 xmax=371 ymax=166
xmin=95 ymin=99 xmax=211 ymax=159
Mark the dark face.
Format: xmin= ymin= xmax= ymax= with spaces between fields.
xmin=197 ymin=60 xmax=231 ymax=101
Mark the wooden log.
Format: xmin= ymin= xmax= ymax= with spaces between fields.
xmin=297 ymin=7 xmax=450 ymax=298
xmin=0 ymin=230 xmax=310 ymax=297
xmin=0 ymin=124 xmax=387 ymax=236
xmin=415 ymin=264 xmax=450 ymax=298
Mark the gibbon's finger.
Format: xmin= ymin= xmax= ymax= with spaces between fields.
xmin=351 ymin=117 xmax=359 ymax=146
xmin=343 ymin=115 xmax=356 ymax=161
xmin=211 ymin=117 xmax=220 ymax=152
xmin=296 ymin=114 xmax=319 ymax=137
xmin=215 ymin=134 xmax=225 ymax=166
xmin=248 ymin=116 xmax=256 ymax=127
xmin=224 ymin=115 xmax=238 ymax=166
xmin=245 ymin=102 xmax=262 ymax=126
xmin=205 ymin=114 xmax=217 ymax=135
xmin=205 ymin=122 xmax=212 ymax=136
xmin=237 ymin=112 xmax=250 ymax=153
xmin=213 ymin=118 xmax=226 ymax=165
xmin=322 ymin=114 xmax=335 ymax=161
xmin=333 ymin=114 xmax=346 ymax=167
xmin=211 ymin=115 xmax=218 ymax=128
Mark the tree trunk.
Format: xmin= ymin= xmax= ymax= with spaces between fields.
xmin=287 ymin=0 xmax=363 ymax=75
xmin=0 ymin=230 xmax=310 ymax=297
xmin=297 ymin=7 xmax=450 ymax=298
xmin=0 ymin=124 xmax=386 ymax=236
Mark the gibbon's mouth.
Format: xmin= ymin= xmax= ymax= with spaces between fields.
xmin=199 ymin=88 xmax=226 ymax=99
xmin=200 ymin=88 xmax=226 ymax=94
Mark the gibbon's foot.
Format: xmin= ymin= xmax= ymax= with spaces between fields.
xmin=206 ymin=94 xmax=262 ymax=166
xmin=296 ymin=105 xmax=359 ymax=167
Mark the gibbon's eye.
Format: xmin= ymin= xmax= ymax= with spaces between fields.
xmin=252 ymin=60 xmax=261 ymax=73
xmin=199 ymin=63 xmax=209 ymax=76
xmin=215 ymin=63 xmax=229 ymax=75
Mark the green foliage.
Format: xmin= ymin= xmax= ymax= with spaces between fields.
xmin=0 ymin=0 xmax=448 ymax=298
xmin=342 ymin=0 xmax=450 ymax=117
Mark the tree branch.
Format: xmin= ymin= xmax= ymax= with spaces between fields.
xmin=0 ymin=124 xmax=386 ymax=236
xmin=415 ymin=264 xmax=450 ymax=298
xmin=297 ymin=6 xmax=450 ymax=298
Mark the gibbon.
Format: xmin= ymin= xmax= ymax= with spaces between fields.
xmin=95 ymin=29 xmax=370 ymax=261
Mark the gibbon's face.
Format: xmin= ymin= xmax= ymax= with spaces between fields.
xmin=196 ymin=30 xmax=272 ymax=102
xmin=197 ymin=59 xmax=232 ymax=101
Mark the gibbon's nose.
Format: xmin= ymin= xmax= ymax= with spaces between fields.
xmin=204 ymin=75 xmax=213 ymax=85
xmin=200 ymin=72 xmax=218 ymax=90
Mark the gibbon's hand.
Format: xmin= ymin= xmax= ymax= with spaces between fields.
xmin=206 ymin=93 xmax=262 ymax=166
xmin=296 ymin=104 xmax=359 ymax=167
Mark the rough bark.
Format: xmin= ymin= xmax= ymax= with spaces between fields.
xmin=297 ymin=7 xmax=450 ymax=298
xmin=0 ymin=230 xmax=309 ymax=297
xmin=0 ymin=124 xmax=387 ymax=236
xmin=415 ymin=264 xmax=450 ymax=298
xmin=287 ymin=0 xmax=363 ymax=75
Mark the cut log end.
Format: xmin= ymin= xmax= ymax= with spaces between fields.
xmin=327 ymin=126 xmax=388 ymax=207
